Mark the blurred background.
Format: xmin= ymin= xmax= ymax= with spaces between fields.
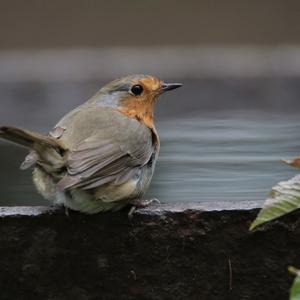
xmin=0 ymin=0 xmax=300 ymax=205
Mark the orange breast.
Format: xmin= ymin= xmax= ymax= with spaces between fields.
xmin=117 ymin=95 xmax=156 ymax=129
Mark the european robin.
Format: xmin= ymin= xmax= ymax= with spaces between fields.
xmin=0 ymin=74 xmax=182 ymax=213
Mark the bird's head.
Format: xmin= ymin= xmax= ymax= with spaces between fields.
xmin=93 ymin=74 xmax=182 ymax=128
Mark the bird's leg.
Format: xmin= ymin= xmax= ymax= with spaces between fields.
xmin=128 ymin=206 xmax=137 ymax=218
xmin=130 ymin=198 xmax=160 ymax=207
xmin=128 ymin=198 xmax=160 ymax=218
xmin=64 ymin=206 xmax=70 ymax=217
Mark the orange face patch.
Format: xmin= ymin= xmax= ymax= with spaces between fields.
xmin=117 ymin=95 xmax=156 ymax=129
xmin=117 ymin=76 xmax=164 ymax=129
xmin=139 ymin=76 xmax=163 ymax=92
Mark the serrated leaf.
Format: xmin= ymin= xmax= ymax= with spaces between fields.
xmin=250 ymin=174 xmax=300 ymax=230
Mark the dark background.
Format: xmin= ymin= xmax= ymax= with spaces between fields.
xmin=1 ymin=0 xmax=300 ymax=48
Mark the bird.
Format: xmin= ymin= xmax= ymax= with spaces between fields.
xmin=0 ymin=74 xmax=182 ymax=214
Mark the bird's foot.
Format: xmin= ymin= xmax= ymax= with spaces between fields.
xmin=64 ymin=206 xmax=70 ymax=217
xmin=128 ymin=198 xmax=160 ymax=218
xmin=130 ymin=198 xmax=160 ymax=208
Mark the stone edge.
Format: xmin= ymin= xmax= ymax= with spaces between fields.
xmin=0 ymin=201 xmax=261 ymax=217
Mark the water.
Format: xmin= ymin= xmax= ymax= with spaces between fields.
xmin=0 ymin=79 xmax=299 ymax=206
xmin=148 ymin=111 xmax=300 ymax=202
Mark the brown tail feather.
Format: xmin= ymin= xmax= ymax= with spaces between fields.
xmin=0 ymin=125 xmax=66 ymax=171
xmin=0 ymin=126 xmax=63 ymax=151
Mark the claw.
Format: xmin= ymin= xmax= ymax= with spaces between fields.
xmin=130 ymin=198 xmax=160 ymax=208
xmin=65 ymin=206 xmax=70 ymax=217
xmin=128 ymin=206 xmax=136 ymax=219
xmin=149 ymin=198 xmax=160 ymax=205
xmin=127 ymin=198 xmax=160 ymax=219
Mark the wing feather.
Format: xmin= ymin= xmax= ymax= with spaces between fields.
xmin=57 ymin=110 xmax=154 ymax=191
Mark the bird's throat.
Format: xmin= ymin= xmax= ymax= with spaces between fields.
xmin=117 ymin=97 xmax=156 ymax=129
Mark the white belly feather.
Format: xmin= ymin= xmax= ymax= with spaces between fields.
xmin=33 ymin=167 xmax=139 ymax=213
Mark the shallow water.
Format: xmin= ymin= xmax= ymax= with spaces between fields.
xmin=0 ymin=79 xmax=299 ymax=206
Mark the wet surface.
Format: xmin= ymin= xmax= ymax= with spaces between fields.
xmin=0 ymin=78 xmax=299 ymax=205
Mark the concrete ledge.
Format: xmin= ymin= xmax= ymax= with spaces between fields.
xmin=0 ymin=202 xmax=299 ymax=300
xmin=0 ymin=201 xmax=261 ymax=217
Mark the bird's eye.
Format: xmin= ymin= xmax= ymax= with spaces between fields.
xmin=130 ymin=84 xmax=143 ymax=96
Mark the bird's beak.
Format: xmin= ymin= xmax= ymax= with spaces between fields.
xmin=161 ymin=83 xmax=182 ymax=93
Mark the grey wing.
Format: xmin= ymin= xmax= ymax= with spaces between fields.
xmin=57 ymin=118 xmax=154 ymax=191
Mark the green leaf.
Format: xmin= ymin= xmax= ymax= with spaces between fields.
xmin=250 ymin=174 xmax=300 ymax=230
xmin=290 ymin=267 xmax=300 ymax=300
